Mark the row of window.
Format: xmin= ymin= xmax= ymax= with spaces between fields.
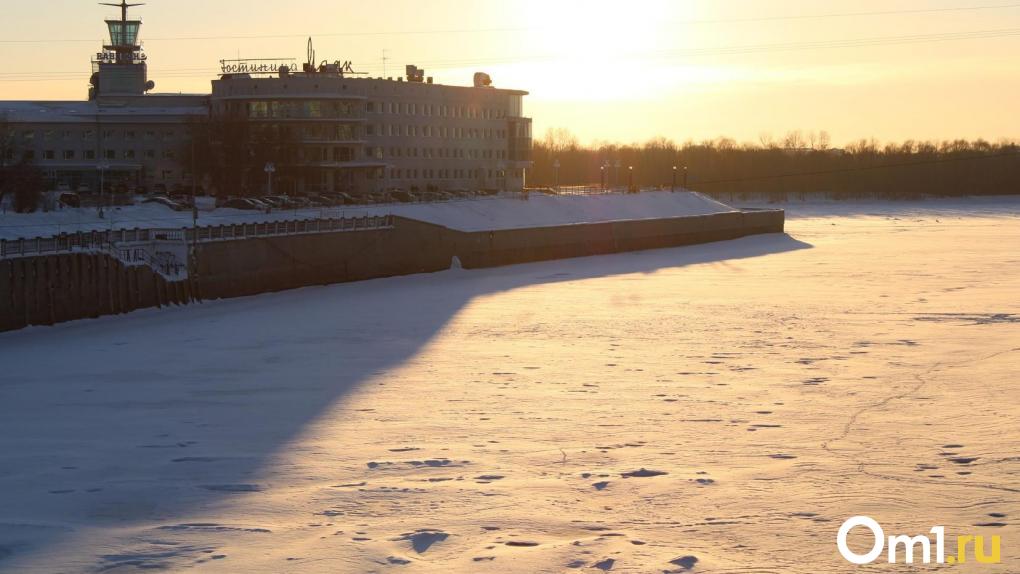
xmin=365 ymin=101 xmax=509 ymax=120
xmin=365 ymin=124 xmax=508 ymax=139
xmin=245 ymin=100 xmax=357 ymax=119
xmin=297 ymin=146 xmax=509 ymax=162
xmin=388 ymin=168 xmax=511 ymax=180
xmin=385 ymin=147 xmax=508 ymax=160
xmin=12 ymin=129 xmax=181 ymax=142
xmin=19 ymin=149 xmax=176 ymax=161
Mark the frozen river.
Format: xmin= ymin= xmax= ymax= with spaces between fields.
xmin=0 ymin=198 xmax=1017 ymax=573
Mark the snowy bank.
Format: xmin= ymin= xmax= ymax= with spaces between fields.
xmin=0 ymin=191 xmax=734 ymax=240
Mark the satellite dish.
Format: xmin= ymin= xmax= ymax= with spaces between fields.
xmin=144 ymin=80 xmax=155 ymax=91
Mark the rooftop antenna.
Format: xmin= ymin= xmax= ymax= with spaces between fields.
xmin=382 ymin=49 xmax=389 ymax=78
xmin=99 ymin=0 xmax=145 ymax=23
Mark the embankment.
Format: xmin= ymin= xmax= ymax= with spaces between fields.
xmin=0 ymin=209 xmax=783 ymax=331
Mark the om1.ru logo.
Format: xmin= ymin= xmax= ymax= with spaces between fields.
xmin=837 ymin=516 xmax=1001 ymax=565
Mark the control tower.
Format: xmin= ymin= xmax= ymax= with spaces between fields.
xmin=89 ymin=0 xmax=153 ymax=98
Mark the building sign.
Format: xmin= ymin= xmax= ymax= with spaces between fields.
xmin=94 ymin=50 xmax=147 ymax=64
xmin=219 ymin=59 xmax=297 ymax=76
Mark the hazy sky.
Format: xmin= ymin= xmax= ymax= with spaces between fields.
xmin=2 ymin=0 xmax=1019 ymax=146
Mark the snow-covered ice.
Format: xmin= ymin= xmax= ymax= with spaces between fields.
xmin=0 ymin=197 xmax=1017 ymax=572
xmin=0 ymin=191 xmax=733 ymax=240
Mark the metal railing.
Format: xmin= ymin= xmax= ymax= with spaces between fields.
xmin=0 ymin=215 xmax=396 ymax=260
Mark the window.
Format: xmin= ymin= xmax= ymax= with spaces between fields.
xmin=82 ymin=130 xmax=94 ymax=140
xmin=62 ymin=150 xmax=75 ymax=160
xmin=144 ymin=150 xmax=156 ymax=159
xmin=84 ymin=150 xmax=96 ymax=160
xmin=123 ymin=150 xmax=135 ymax=159
xmin=105 ymin=150 xmax=116 ymax=160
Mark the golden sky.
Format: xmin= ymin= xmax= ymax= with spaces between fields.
xmin=2 ymin=0 xmax=1018 ymax=146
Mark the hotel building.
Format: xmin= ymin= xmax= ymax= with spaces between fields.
xmin=0 ymin=2 xmax=532 ymax=196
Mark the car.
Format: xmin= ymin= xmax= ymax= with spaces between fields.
xmin=222 ymin=198 xmax=263 ymax=210
xmin=170 ymin=194 xmax=194 ymax=207
xmin=286 ymin=196 xmax=312 ymax=209
xmin=305 ymin=195 xmax=335 ymax=207
xmin=334 ymin=192 xmax=357 ymax=205
xmin=259 ymin=196 xmax=288 ymax=208
xmin=389 ymin=190 xmax=415 ymax=203
xmin=58 ymin=192 xmax=81 ymax=208
xmin=142 ymin=196 xmax=188 ymax=211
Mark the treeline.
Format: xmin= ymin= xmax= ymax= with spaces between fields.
xmin=530 ymin=130 xmax=1020 ymax=200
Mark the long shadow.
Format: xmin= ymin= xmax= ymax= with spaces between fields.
xmin=0 ymin=233 xmax=810 ymax=571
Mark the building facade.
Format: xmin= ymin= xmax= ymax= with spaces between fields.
xmin=0 ymin=2 xmax=532 ymax=197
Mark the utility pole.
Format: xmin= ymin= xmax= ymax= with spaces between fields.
xmin=265 ymin=162 xmax=276 ymax=196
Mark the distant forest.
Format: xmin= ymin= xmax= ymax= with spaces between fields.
xmin=529 ymin=129 xmax=1020 ymax=200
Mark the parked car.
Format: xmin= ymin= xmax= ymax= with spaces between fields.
xmin=222 ymin=198 xmax=264 ymax=210
xmin=142 ymin=196 xmax=188 ymax=211
xmin=170 ymin=194 xmax=194 ymax=207
xmin=58 ymin=192 xmax=81 ymax=208
xmin=334 ymin=192 xmax=357 ymax=205
xmin=286 ymin=196 xmax=312 ymax=209
xmin=389 ymin=190 xmax=415 ymax=203
xmin=305 ymin=195 xmax=335 ymax=207
xmin=259 ymin=196 xmax=288 ymax=208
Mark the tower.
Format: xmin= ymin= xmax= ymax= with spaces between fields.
xmin=90 ymin=1 xmax=153 ymax=99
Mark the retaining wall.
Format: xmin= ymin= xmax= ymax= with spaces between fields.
xmin=0 ymin=252 xmax=193 ymax=332
xmin=0 ymin=209 xmax=783 ymax=330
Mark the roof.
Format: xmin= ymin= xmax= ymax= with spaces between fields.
xmin=0 ymin=100 xmax=208 ymax=124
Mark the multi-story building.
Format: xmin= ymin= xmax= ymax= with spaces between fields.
xmin=0 ymin=2 xmax=532 ymax=197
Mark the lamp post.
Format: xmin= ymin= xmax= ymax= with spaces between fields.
xmin=553 ymin=159 xmax=560 ymax=190
xmin=97 ymin=163 xmax=109 ymax=218
xmin=614 ymin=160 xmax=621 ymax=191
xmin=600 ymin=165 xmax=605 ymax=191
xmin=672 ymin=165 xmax=677 ymax=192
xmin=264 ymin=162 xmax=276 ymax=196
xmin=683 ymin=165 xmax=688 ymax=190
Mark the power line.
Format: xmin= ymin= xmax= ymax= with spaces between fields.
xmin=3 ymin=3 xmax=1020 ymax=44
xmin=2 ymin=26 xmax=1020 ymax=84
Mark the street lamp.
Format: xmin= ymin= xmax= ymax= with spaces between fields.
xmin=614 ymin=160 xmax=621 ymax=191
xmin=683 ymin=165 xmax=688 ymax=190
xmin=553 ymin=159 xmax=561 ymax=190
xmin=264 ymin=162 xmax=276 ymax=196
xmin=672 ymin=165 xmax=677 ymax=192
xmin=628 ymin=165 xmax=634 ymax=193
xmin=97 ymin=163 xmax=110 ymax=218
